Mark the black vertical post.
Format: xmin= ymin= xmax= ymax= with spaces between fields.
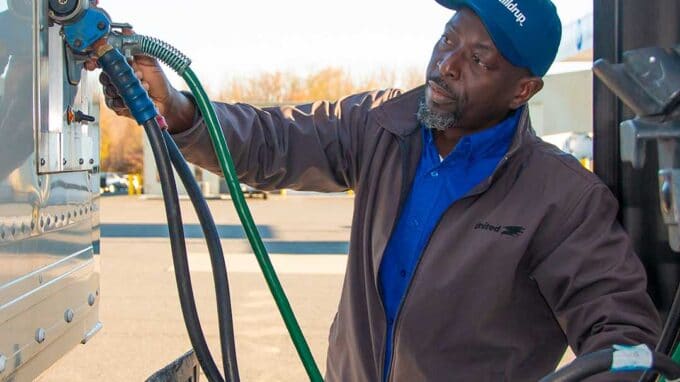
xmin=593 ymin=0 xmax=680 ymax=314
xmin=593 ymin=0 xmax=621 ymax=199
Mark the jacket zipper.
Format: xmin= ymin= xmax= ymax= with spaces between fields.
xmin=378 ymin=136 xmax=412 ymax=382
xmin=385 ymin=215 xmax=439 ymax=382
xmin=384 ymin=154 xmax=511 ymax=382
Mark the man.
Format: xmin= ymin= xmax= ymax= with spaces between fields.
xmin=101 ymin=0 xmax=661 ymax=380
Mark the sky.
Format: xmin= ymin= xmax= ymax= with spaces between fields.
xmin=75 ymin=0 xmax=591 ymax=90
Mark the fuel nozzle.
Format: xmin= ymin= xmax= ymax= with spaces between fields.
xmin=49 ymin=1 xmax=143 ymax=63
xmin=595 ymin=45 xmax=680 ymax=251
xmin=49 ymin=0 xmax=111 ymax=54
xmin=594 ymin=46 xmax=680 ymax=117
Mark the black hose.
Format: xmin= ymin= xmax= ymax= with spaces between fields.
xmin=97 ymin=46 xmax=226 ymax=382
xmin=539 ymin=348 xmax=614 ymax=382
xmin=142 ymin=118 xmax=224 ymax=382
xmin=654 ymin=352 xmax=680 ymax=380
xmin=541 ymin=348 xmax=680 ymax=382
xmin=163 ymin=129 xmax=240 ymax=382
xmin=640 ymin=283 xmax=680 ymax=382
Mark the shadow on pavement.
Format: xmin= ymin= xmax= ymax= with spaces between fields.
xmin=100 ymin=223 xmax=349 ymax=254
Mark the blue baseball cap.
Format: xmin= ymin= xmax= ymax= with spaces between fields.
xmin=435 ymin=0 xmax=562 ymax=77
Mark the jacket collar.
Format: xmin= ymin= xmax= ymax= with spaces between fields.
xmin=374 ymin=85 xmax=537 ymax=159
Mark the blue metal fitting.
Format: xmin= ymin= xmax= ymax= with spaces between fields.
xmin=62 ymin=8 xmax=110 ymax=53
xmin=98 ymin=48 xmax=158 ymax=124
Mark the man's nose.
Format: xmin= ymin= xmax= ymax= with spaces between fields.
xmin=437 ymin=49 xmax=463 ymax=80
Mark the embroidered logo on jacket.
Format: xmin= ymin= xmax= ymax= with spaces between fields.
xmin=501 ymin=226 xmax=525 ymax=237
xmin=474 ymin=222 xmax=525 ymax=237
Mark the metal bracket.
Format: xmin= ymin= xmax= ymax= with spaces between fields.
xmin=658 ymin=169 xmax=680 ymax=251
xmin=620 ymin=118 xmax=680 ymax=169
xmin=620 ymin=117 xmax=680 ymax=252
xmin=61 ymin=8 xmax=109 ymax=53
xmin=63 ymin=39 xmax=88 ymax=86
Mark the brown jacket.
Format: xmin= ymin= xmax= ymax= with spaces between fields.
xmin=173 ymin=86 xmax=661 ymax=381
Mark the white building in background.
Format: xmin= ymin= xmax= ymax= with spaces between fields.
xmin=531 ymin=12 xmax=595 ymax=164
xmin=529 ymin=62 xmax=593 ymax=137
xmin=556 ymin=13 xmax=594 ymax=63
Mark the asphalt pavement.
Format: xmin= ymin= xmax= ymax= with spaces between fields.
xmin=37 ymin=194 xmax=353 ymax=382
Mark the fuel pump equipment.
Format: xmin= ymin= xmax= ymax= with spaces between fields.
xmin=48 ymin=1 xmax=321 ymax=381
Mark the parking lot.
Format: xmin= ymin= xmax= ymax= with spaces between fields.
xmin=37 ymin=194 xmax=353 ymax=381
xmin=36 ymin=193 xmax=577 ymax=381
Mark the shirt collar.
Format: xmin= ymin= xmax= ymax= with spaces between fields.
xmin=424 ymin=107 xmax=522 ymax=162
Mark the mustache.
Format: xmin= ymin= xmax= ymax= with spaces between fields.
xmin=428 ymin=77 xmax=458 ymax=100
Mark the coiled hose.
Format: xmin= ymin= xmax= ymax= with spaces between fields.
xmin=97 ymin=46 xmax=226 ymax=382
xmin=133 ymin=34 xmax=323 ymax=381
xmin=164 ymin=130 xmax=240 ymax=382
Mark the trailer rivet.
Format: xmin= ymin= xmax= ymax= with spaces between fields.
xmin=88 ymin=293 xmax=96 ymax=306
xmin=40 ymin=158 xmax=45 ymax=166
xmin=64 ymin=309 xmax=75 ymax=323
xmin=35 ymin=328 xmax=46 ymax=343
xmin=79 ymin=158 xmax=84 ymax=165
xmin=89 ymin=159 xmax=94 ymax=165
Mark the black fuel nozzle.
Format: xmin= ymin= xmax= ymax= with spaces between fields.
xmin=595 ymin=45 xmax=680 ymax=252
xmin=594 ymin=46 xmax=680 ymax=117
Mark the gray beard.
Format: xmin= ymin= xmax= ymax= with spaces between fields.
xmin=416 ymin=99 xmax=459 ymax=131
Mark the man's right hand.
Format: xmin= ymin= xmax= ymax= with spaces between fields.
xmin=96 ymin=55 xmax=196 ymax=134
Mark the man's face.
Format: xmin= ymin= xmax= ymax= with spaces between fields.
xmin=423 ymin=8 xmax=527 ymax=132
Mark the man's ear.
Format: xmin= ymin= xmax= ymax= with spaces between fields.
xmin=509 ymin=77 xmax=543 ymax=109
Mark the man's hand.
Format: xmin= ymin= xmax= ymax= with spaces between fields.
xmin=90 ymin=54 xmax=196 ymax=134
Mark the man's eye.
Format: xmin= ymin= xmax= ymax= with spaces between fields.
xmin=472 ymin=54 xmax=489 ymax=70
xmin=440 ymin=35 xmax=453 ymax=46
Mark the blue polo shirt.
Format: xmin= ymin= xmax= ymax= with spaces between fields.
xmin=378 ymin=109 xmax=521 ymax=380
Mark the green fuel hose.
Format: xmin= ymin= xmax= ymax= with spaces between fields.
xmin=131 ymin=34 xmax=323 ymax=381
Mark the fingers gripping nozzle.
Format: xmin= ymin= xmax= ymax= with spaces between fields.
xmin=97 ymin=46 xmax=158 ymax=125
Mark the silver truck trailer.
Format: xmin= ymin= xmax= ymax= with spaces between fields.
xmin=0 ymin=0 xmax=101 ymax=380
